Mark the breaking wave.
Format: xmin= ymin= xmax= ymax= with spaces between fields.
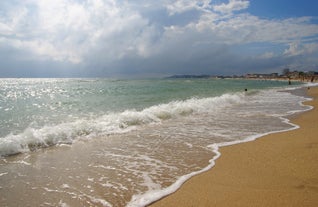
xmin=0 ymin=93 xmax=244 ymax=157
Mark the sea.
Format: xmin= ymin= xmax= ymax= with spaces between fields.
xmin=0 ymin=78 xmax=313 ymax=207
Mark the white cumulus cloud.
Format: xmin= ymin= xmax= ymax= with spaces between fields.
xmin=213 ymin=0 xmax=249 ymax=14
xmin=0 ymin=0 xmax=318 ymax=76
xmin=166 ymin=0 xmax=212 ymax=15
xmin=0 ymin=0 xmax=157 ymax=64
xmin=284 ymin=41 xmax=318 ymax=57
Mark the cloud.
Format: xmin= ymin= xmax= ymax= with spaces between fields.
xmin=284 ymin=41 xmax=318 ymax=57
xmin=0 ymin=22 xmax=12 ymax=35
xmin=0 ymin=0 xmax=161 ymax=64
xmin=192 ymin=13 xmax=318 ymax=45
xmin=166 ymin=0 xmax=212 ymax=15
xmin=213 ymin=0 xmax=249 ymax=14
xmin=0 ymin=0 xmax=318 ymax=77
xmin=259 ymin=52 xmax=275 ymax=59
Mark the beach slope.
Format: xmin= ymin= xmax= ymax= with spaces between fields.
xmin=151 ymin=87 xmax=318 ymax=207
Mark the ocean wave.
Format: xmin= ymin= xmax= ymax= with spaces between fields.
xmin=0 ymin=93 xmax=244 ymax=157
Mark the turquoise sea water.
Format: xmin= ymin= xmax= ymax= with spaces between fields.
xmin=0 ymin=78 xmax=311 ymax=206
xmin=0 ymin=78 xmax=296 ymax=141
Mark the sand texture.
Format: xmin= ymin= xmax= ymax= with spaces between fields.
xmin=151 ymin=87 xmax=318 ymax=207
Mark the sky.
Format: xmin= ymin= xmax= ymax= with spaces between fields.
xmin=1 ymin=0 xmax=318 ymax=78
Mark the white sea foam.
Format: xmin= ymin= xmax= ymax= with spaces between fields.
xmin=127 ymin=117 xmax=310 ymax=207
xmin=58 ymin=200 xmax=70 ymax=207
xmin=0 ymin=93 xmax=243 ymax=157
xmin=126 ymin=89 xmax=312 ymax=207
xmin=127 ymin=144 xmax=221 ymax=207
xmin=0 ymin=172 xmax=8 ymax=177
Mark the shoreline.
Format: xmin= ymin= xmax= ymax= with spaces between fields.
xmin=150 ymin=86 xmax=318 ymax=207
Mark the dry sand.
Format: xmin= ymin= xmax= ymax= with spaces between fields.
xmin=151 ymin=87 xmax=318 ymax=207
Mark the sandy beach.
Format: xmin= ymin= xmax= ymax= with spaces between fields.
xmin=151 ymin=86 xmax=318 ymax=207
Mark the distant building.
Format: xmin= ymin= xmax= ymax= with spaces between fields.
xmin=286 ymin=71 xmax=300 ymax=79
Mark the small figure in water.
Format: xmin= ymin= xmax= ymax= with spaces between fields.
xmin=245 ymin=88 xmax=247 ymax=92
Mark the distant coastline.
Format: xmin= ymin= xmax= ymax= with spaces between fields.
xmin=166 ymin=70 xmax=318 ymax=83
xmin=166 ymin=75 xmax=211 ymax=79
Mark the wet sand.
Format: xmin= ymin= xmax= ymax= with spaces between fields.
xmin=151 ymin=87 xmax=318 ymax=207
